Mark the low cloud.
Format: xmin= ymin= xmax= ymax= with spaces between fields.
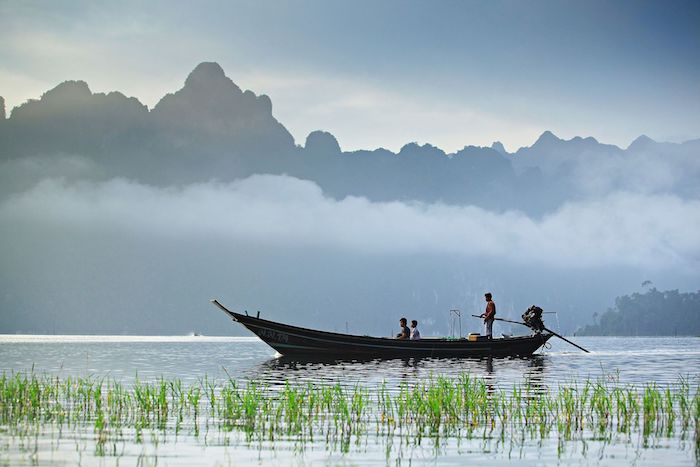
xmin=2 ymin=175 xmax=698 ymax=270
xmin=571 ymin=148 xmax=700 ymax=198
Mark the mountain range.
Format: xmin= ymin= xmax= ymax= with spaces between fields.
xmin=1 ymin=62 xmax=698 ymax=335
xmin=2 ymin=62 xmax=698 ymax=215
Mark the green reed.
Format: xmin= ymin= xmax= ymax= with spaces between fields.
xmin=0 ymin=371 xmax=698 ymax=457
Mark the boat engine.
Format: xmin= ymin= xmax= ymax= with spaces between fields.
xmin=522 ymin=305 xmax=545 ymax=333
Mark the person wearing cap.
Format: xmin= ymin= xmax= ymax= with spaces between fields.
xmin=480 ymin=293 xmax=496 ymax=339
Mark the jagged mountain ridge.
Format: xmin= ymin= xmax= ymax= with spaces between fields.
xmin=1 ymin=62 xmax=698 ymax=212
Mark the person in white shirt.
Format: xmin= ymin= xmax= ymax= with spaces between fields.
xmin=410 ymin=320 xmax=421 ymax=340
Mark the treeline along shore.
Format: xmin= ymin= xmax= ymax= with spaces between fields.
xmin=578 ymin=288 xmax=700 ymax=336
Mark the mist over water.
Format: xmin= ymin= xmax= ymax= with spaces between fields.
xmin=0 ymin=63 xmax=698 ymax=337
xmin=1 ymin=174 xmax=698 ymax=336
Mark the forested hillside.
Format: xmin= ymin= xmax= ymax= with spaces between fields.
xmin=578 ymin=288 xmax=700 ymax=336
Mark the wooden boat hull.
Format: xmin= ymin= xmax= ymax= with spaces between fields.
xmin=212 ymin=300 xmax=552 ymax=358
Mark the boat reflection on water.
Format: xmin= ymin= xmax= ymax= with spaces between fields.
xmin=244 ymin=353 xmax=550 ymax=391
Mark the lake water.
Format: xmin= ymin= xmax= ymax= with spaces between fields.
xmin=1 ymin=335 xmax=698 ymax=465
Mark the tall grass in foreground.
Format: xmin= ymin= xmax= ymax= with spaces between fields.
xmin=0 ymin=372 xmax=698 ymax=457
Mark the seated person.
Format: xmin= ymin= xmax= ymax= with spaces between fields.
xmin=410 ymin=320 xmax=421 ymax=340
xmin=396 ymin=317 xmax=410 ymax=339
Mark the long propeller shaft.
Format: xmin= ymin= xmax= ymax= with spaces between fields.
xmin=471 ymin=314 xmax=590 ymax=353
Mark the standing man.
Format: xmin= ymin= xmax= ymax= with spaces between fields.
xmin=480 ymin=293 xmax=496 ymax=339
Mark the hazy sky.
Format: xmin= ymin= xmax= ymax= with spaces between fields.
xmin=1 ymin=0 xmax=699 ymax=151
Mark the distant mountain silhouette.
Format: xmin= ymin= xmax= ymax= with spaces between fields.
xmin=1 ymin=62 xmax=698 ymax=212
xmin=305 ymin=130 xmax=342 ymax=154
xmin=512 ymin=131 xmax=622 ymax=175
xmin=490 ymin=141 xmax=507 ymax=155
xmin=3 ymin=81 xmax=148 ymax=158
xmin=627 ymin=134 xmax=656 ymax=151
xmin=151 ymin=62 xmax=293 ymax=153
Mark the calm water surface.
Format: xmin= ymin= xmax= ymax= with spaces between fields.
xmin=1 ymin=335 xmax=698 ymax=466
xmin=1 ymin=335 xmax=698 ymax=387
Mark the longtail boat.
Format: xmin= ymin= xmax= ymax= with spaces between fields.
xmin=211 ymin=300 xmax=554 ymax=358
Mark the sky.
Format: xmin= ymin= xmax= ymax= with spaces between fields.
xmin=1 ymin=0 xmax=699 ymax=152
